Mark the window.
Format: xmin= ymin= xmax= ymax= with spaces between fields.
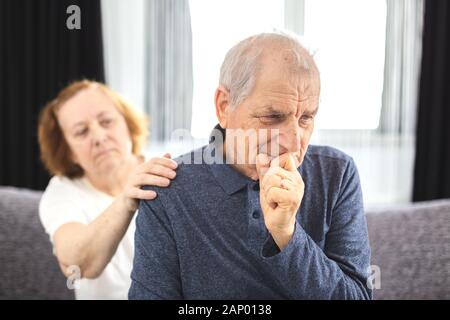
xmin=189 ymin=0 xmax=387 ymax=136
xmin=189 ymin=0 xmax=284 ymax=138
xmin=304 ymin=0 xmax=387 ymax=129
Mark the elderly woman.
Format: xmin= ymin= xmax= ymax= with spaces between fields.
xmin=38 ymin=80 xmax=177 ymax=299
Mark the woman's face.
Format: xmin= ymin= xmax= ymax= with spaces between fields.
xmin=57 ymin=87 xmax=133 ymax=178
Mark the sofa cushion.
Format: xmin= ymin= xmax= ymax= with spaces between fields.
xmin=2 ymin=183 xmax=449 ymax=300
xmin=366 ymin=199 xmax=450 ymax=299
xmin=0 ymin=186 xmax=74 ymax=299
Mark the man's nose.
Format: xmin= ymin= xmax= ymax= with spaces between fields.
xmin=279 ymin=121 xmax=302 ymax=153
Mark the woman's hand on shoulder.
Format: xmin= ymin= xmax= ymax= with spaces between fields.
xmin=119 ymin=153 xmax=178 ymax=213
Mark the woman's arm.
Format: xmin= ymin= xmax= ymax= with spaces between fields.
xmin=52 ymin=155 xmax=178 ymax=279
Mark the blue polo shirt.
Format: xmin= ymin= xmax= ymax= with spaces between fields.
xmin=129 ymin=129 xmax=372 ymax=300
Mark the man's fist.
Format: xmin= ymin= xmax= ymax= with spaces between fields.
xmin=256 ymin=153 xmax=305 ymax=250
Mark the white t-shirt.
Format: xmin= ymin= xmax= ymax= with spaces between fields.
xmin=39 ymin=176 xmax=136 ymax=300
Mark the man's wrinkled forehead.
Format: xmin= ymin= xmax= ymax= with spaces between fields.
xmin=259 ymin=97 xmax=319 ymax=114
xmin=254 ymin=66 xmax=320 ymax=109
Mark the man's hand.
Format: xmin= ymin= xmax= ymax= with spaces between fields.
xmin=256 ymin=153 xmax=305 ymax=251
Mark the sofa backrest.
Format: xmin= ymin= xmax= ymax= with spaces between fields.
xmin=2 ymin=184 xmax=449 ymax=300
xmin=0 ymin=186 xmax=74 ymax=300
xmin=366 ymin=200 xmax=450 ymax=300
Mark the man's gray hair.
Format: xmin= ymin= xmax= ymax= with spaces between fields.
xmin=219 ymin=31 xmax=319 ymax=107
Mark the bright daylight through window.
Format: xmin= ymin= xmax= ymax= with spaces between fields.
xmin=189 ymin=0 xmax=387 ymax=137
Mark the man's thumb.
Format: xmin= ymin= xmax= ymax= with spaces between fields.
xmin=256 ymin=154 xmax=271 ymax=179
xmin=283 ymin=153 xmax=297 ymax=171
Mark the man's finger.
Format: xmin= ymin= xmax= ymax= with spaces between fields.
xmin=264 ymin=166 xmax=302 ymax=185
xmin=266 ymin=187 xmax=292 ymax=206
xmin=262 ymin=173 xmax=282 ymax=192
xmin=256 ymin=153 xmax=271 ymax=179
xmin=276 ymin=153 xmax=297 ymax=172
xmin=280 ymin=178 xmax=294 ymax=191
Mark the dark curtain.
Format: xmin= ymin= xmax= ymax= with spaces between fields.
xmin=0 ymin=0 xmax=105 ymax=191
xmin=413 ymin=0 xmax=450 ymax=201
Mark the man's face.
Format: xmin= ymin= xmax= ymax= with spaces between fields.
xmin=217 ymin=50 xmax=320 ymax=177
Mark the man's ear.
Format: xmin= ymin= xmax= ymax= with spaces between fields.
xmin=215 ymin=86 xmax=231 ymax=129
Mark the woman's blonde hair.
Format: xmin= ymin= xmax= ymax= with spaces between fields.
xmin=38 ymin=80 xmax=148 ymax=178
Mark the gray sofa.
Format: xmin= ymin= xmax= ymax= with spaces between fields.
xmin=366 ymin=200 xmax=450 ymax=299
xmin=1 ymin=186 xmax=449 ymax=300
xmin=0 ymin=187 xmax=74 ymax=299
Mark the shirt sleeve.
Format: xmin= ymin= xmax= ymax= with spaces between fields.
xmin=39 ymin=177 xmax=89 ymax=244
xmin=260 ymin=157 xmax=372 ymax=300
xmin=128 ymin=193 xmax=183 ymax=300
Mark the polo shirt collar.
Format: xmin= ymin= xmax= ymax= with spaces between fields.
xmin=206 ymin=124 xmax=254 ymax=196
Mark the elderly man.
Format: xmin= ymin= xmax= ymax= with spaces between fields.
xmin=129 ymin=33 xmax=372 ymax=299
